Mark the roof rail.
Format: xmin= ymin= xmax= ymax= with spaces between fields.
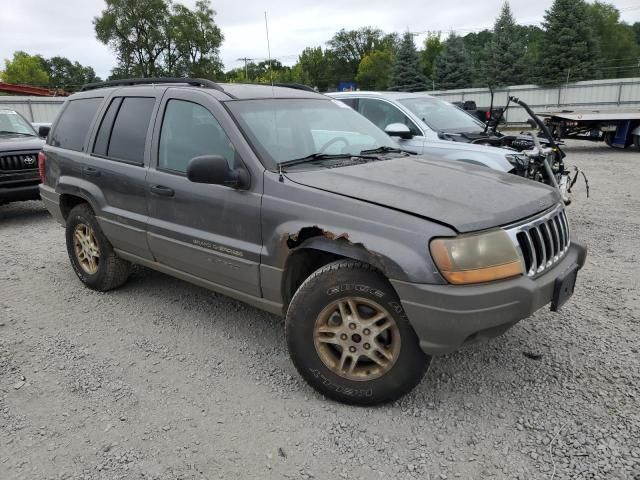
xmin=272 ymin=83 xmax=317 ymax=93
xmin=80 ymin=77 xmax=226 ymax=93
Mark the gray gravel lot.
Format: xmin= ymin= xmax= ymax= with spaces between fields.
xmin=1 ymin=141 xmax=639 ymax=480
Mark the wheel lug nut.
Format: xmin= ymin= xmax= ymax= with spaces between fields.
xmin=349 ymin=346 xmax=357 ymax=353
xmin=364 ymin=343 xmax=371 ymax=350
xmin=349 ymin=323 xmax=357 ymax=330
xmin=340 ymin=334 xmax=348 ymax=340
xmin=363 ymin=328 xmax=370 ymax=335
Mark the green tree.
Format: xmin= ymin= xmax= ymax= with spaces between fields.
xmin=327 ymin=27 xmax=398 ymax=80
xmin=0 ymin=51 xmax=49 ymax=86
xmin=298 ymin=47 xmax=329 ymax=90
xmin=94 ymin=0 xmax=169 ymax=78
xmin=486 ymin=2 xmax=527 ymax=87
xmin=167 ymin=0 xmax=223 ymax=78
xmin=40 ymin=56 xmax=101 ymax=91
xmin=536 ymin=0 xmax=600 ymax=85
xmin=420 ymin=32 xmax=443 ymax=80
xmin=356 ymin=50 xmax=394 ymax=90
xmin=389 ymin=32 xmax=427 ymax=92
xmin=633 ymin=22 xmax=640 ymax=44
xmin=462 ymin=30 xmax=493 ymax=86
xmin=94 ymin=0 xmax=223 ymax=79
xmin=587 ymin=2 xmax=640 ymax=79
xmin=433 ymin=33 xmax=473 ymax=90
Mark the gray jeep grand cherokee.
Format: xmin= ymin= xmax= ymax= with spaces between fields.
xmin=39 ymin=78 xmax=587 ymax=405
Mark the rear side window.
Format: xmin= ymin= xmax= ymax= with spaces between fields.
xmin=50 ymin=97 xmax=103 ymax=151
xmin=106 ymin=97 xmax=155 ymax=164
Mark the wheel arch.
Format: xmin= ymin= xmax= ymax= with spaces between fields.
xmin=280 ymin=232 xmax=401 ymax=310
xmin=59 ymin=193 xmax=94 ymax=221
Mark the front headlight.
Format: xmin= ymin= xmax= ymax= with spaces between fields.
xmin=430 ymin=230 xmax=524 ymax=285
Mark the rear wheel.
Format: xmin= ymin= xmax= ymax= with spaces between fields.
xmin=634 ymin=135 xmax=640 ymax=150
xmin=66 ymin=203 xmax=131 ymax=291
xmin=286 ymin=260 xmax=430 ymax=405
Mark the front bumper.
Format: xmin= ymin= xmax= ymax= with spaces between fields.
xmin=0 ymin=182 xmax=40 ymax=203
xmin=391 ymin=240 xmax=587 ymax=356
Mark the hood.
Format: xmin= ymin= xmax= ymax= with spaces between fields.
xmin=430 ymin=137 xmax=516 ymax=159
xmin=285 ymin=156 xmax=560 ymax=233
xmin=0 ymin=135 xmax=45 ymax=152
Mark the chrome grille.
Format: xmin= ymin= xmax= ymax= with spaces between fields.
xmin=0 ymin=152 xmax=39 ymax=171
xmin=507 ymin=206 xmax=571 ymax=277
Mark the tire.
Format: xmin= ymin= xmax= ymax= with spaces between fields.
xmin=65 ymin=203 xmax=131 ymax=291
xmin=634 ymin=135 xmax=640 ymax=150
xmin=286 ymin=260 xmax=430 ymax=405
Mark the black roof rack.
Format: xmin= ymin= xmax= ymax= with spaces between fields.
xmin=80 ymin=77 xmax=226 ymax=93
xmin=272 ymin=83 xmax=317 ymax=93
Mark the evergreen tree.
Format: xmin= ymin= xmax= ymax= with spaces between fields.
xmin=433 ymin=34 xmax=473 ymax=90
xmin=486 ymin=2 xmax=527 ymax=87
xmin=389 ymin=32 xmax=428 ymax=92
xmin=536 ymin=0 xmax=600 ymax=85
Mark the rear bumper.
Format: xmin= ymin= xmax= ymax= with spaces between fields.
xmin=0 ymin=182 xmax=40 ymax=203
xmin=391 ymin=240 xmax=587 ymax=356
xmin=39 ymin=184 xmax=65 ymax=224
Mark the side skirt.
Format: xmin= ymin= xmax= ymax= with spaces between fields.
xmin=114 ymin=249 xmax=284 ymax=317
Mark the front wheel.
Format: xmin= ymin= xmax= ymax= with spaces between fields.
xmin=286 ymin=260 xmax=430 ymax=405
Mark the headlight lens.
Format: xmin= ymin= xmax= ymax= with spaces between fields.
xmin=430 ymin=230 xmax=524 ymax=285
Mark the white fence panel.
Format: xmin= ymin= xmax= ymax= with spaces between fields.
xmin=430 ymin=78 xmax=640 ymax=124
xmin=0 ymin=96 xmax=66 ymax=122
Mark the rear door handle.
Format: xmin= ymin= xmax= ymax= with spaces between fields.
xmin=150 ymin=185 xmax=175 ymax=197
xmin=83 ymin=166 xmax=100 ymax=177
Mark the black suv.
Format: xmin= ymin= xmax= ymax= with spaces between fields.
xmin=0 ymin=108 xmax=46 ymax=205
xmin=39 ymin=78 xmax=586 ymax=405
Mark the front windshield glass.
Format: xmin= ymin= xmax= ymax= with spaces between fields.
xmin=227 ymin=98 xmax=398 ymax=169
xmin=398 ymin=97 xmax=484 ymax=133
xmin=0 ymin=110 xmax=36 ymax=135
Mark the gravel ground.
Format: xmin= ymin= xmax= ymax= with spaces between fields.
xmin=1 ymin=141 xmax=639 ymax=480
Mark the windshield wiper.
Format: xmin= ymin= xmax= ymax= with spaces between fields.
xmin=359 ymin=146 xmax=414 ymax=155
xmin=279 ymin=153 xmax=366 ymax=170
xmin=0 ymin=130 xmax=36 ymax=136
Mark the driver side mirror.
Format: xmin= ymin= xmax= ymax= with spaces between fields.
xmin=384 ymin=123 xmax=413 ymax=139
xmin=38 ymin=125 xmax=50 ymax=138
xmin=186 ymin=155 xmax=249 ymax=189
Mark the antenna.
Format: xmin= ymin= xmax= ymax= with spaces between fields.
xmin=264 ymin=11 xmax=274 ymax=86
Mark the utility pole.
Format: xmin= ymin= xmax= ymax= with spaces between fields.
xmin=236 ymin=57 xmax=255 ymax=81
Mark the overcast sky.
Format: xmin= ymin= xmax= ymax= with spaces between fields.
xmin=1 ymin=0 xmax=639 ymax=79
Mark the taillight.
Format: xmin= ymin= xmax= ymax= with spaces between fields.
xmin=486 ymin=111 xmax=491 ymax=120
xmin=38 ymin=151 xmax=46 ymax=184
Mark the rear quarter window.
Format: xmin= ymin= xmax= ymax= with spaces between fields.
xmin=50 ymin=97 xmax=103 ymax=152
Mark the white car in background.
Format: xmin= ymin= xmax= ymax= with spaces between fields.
xmin=328 ymin=91 xmax=522 ymax=173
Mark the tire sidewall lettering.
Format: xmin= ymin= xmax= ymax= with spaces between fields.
xmin=326 ymin=284 xmax=385 ymax=298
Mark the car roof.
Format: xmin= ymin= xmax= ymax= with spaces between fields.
xmin=70 ymin=80 xmax=326 ymax=101
xmin=328 ymin=91 xmax=437 ymax=101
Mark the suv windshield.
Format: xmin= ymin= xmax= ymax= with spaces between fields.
xmin=227 ymin=98 xmax=398 ymax=169
xmin=0 ymin=110 xmax=37 ymax=136
xmin=398 ymin=97 xmax=484 ymax=133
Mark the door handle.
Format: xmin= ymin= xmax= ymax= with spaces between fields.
xmin=150 ymin=185 xmax=175 ymax=197
xmin=83 ymin=166 xmax=100 ymax=177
